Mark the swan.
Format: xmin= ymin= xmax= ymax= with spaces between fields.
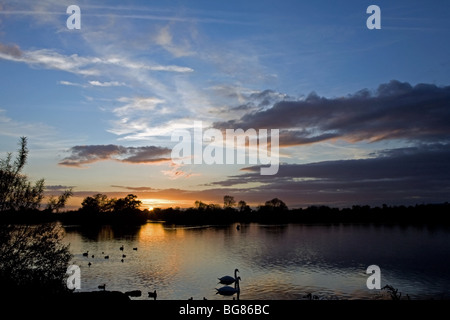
xmin=215 ymin=285 xmax=237 ymax=296
xmin=216 ymin=277 xmax=240 ymax=296
xmin=218 ymin=269 xmax=239 ymax=285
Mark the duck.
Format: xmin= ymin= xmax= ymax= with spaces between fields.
xmin=98 ymin=284 xmax=106 ymax=291
xmin=82 ymin=251 xmax=89 ymax=257
xmin=148 ymin=290 xmax=157 ymax=300
xmin=304 ymin=293 xmax=320 ymax=300
xmin=125 ymin=290 xmax=142 ymax=297
xmin=104 ymin=255 xmax=109 ymax=259
xmin=120 ymin=245 xmax=124 ymax=251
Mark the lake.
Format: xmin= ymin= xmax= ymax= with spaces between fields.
xmin=62 ymin=222 xmax=450 ymax=300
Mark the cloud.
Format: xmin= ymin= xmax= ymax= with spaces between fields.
xmin=110 ymin=185 xmax=156 ymax=191
xmin=0 ymin=46 xmax=101 ymax=76
xmin=155 ymin=25 xmax=194 ymax=58
xmin=57 ymin=141 xmax=450 ymax=208
xmin=59 ymin=80 xmax=127 ymax=88
xmin=209 ymin=143 xmax=450 ymax=206
xmin=45 ymin=185 xmax=74 ymax=191
xmin=89 ymin=80 xmax=126 ymax=87
xmin=59 ymin=144 xmax=172 ymax=167
xmin=213 ymin=80 xmax=450 ymax=146
xmin=0 ymin=108 xmax=56 ymax=143
xmin=0 ymin=42 xmax=22 ymax=58
xmin=162 ymin=163 xmax=198 ymax=180
xmin=144 ymin=65 xmax=193 ymax=73
xmin=0 ymin=42 xmax=193 ymax=77
xmin=59 ymin=80 xmax=84 ymax=87
xmin=113 ymin=97 xmax=165 ymax=117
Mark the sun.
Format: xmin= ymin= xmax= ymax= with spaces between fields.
xmin=140 ymin=198 xmax=176 ymax=210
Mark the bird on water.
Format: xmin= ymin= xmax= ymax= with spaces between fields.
xmin=218 ymin=269 xmax=240 ymax=285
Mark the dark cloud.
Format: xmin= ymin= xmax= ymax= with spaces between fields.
xmin=0 ymin=42 xmax=22 ymax=58
xmin=122 ymin=146 xmax=172 ymax=164
xmin=212 ymin=86 xmax=295 ymax=115
xmin=111 ymin=185 xmax=156 ymax=191
xmin=209 ymin=144 xmax=450 ymax=207
xmin=45 ymin=185 xmax=74 ymax=191
xmin=247 ymin=89 xmax=293 ymax=108
xmin=279 ymin=129 xmax=339 ymax=146
xmin=213 ymin=80 xmax=450 ymax=146
xmin=59 ymin=144 xmax=171 ymax=167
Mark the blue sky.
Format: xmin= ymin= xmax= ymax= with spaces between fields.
xmin=1 ymin=0 xmax=450 ymax=209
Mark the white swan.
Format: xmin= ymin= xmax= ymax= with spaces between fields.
xmin=218 ymin=268 xmax=239 ymax=285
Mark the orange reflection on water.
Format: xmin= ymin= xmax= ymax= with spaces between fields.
xmin=138 ymin=222 xmax=167 ymax=243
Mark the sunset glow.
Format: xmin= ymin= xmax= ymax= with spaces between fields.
xmin=0 ymin=0 xmax=449 ymax=210
xmin=141 ymin=198 xmax=175 ymax=210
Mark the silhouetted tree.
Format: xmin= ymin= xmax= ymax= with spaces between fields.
xmin=46 ymin=188 xmax=73 ymax=213
xmin=194 ymin=200 xmax=207 ymax=210
xmin=0 ymin=137 xmax=44 ymax=212
xmin=238 ymin=200 xmax=251 ymax=213
xmin=264 ymin=198 xmax=288 ymax=210
xmin=223 ymin=195 xmax=236 ymax=209
xmin=207 ymin=203 xmax=221 ymax=210
xmin=80 ymin=193 xmax=112 ymax=213
xmin=0 ymin=223 xmax=72 ymax=297
xmin=0 ymin=137 xmax=73 ymax=298
xmin=113 ymin=194 xmax=142 ymax=213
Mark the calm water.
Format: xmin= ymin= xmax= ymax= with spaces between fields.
xmin=62 ymin=222 xmax=450 ymax=300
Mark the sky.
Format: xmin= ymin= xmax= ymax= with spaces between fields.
xmin=1 ymin=0 xmax=450 ymax=210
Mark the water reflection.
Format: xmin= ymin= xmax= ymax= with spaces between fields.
xmin=62 ymin=222 xmax=450 ymax=300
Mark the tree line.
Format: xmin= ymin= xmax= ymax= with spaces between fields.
xmin=149 ymin=197 xmax=450 ymax=226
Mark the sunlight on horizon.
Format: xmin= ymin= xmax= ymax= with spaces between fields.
xmin=140 ymin=198 xmax=177 ymax=210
